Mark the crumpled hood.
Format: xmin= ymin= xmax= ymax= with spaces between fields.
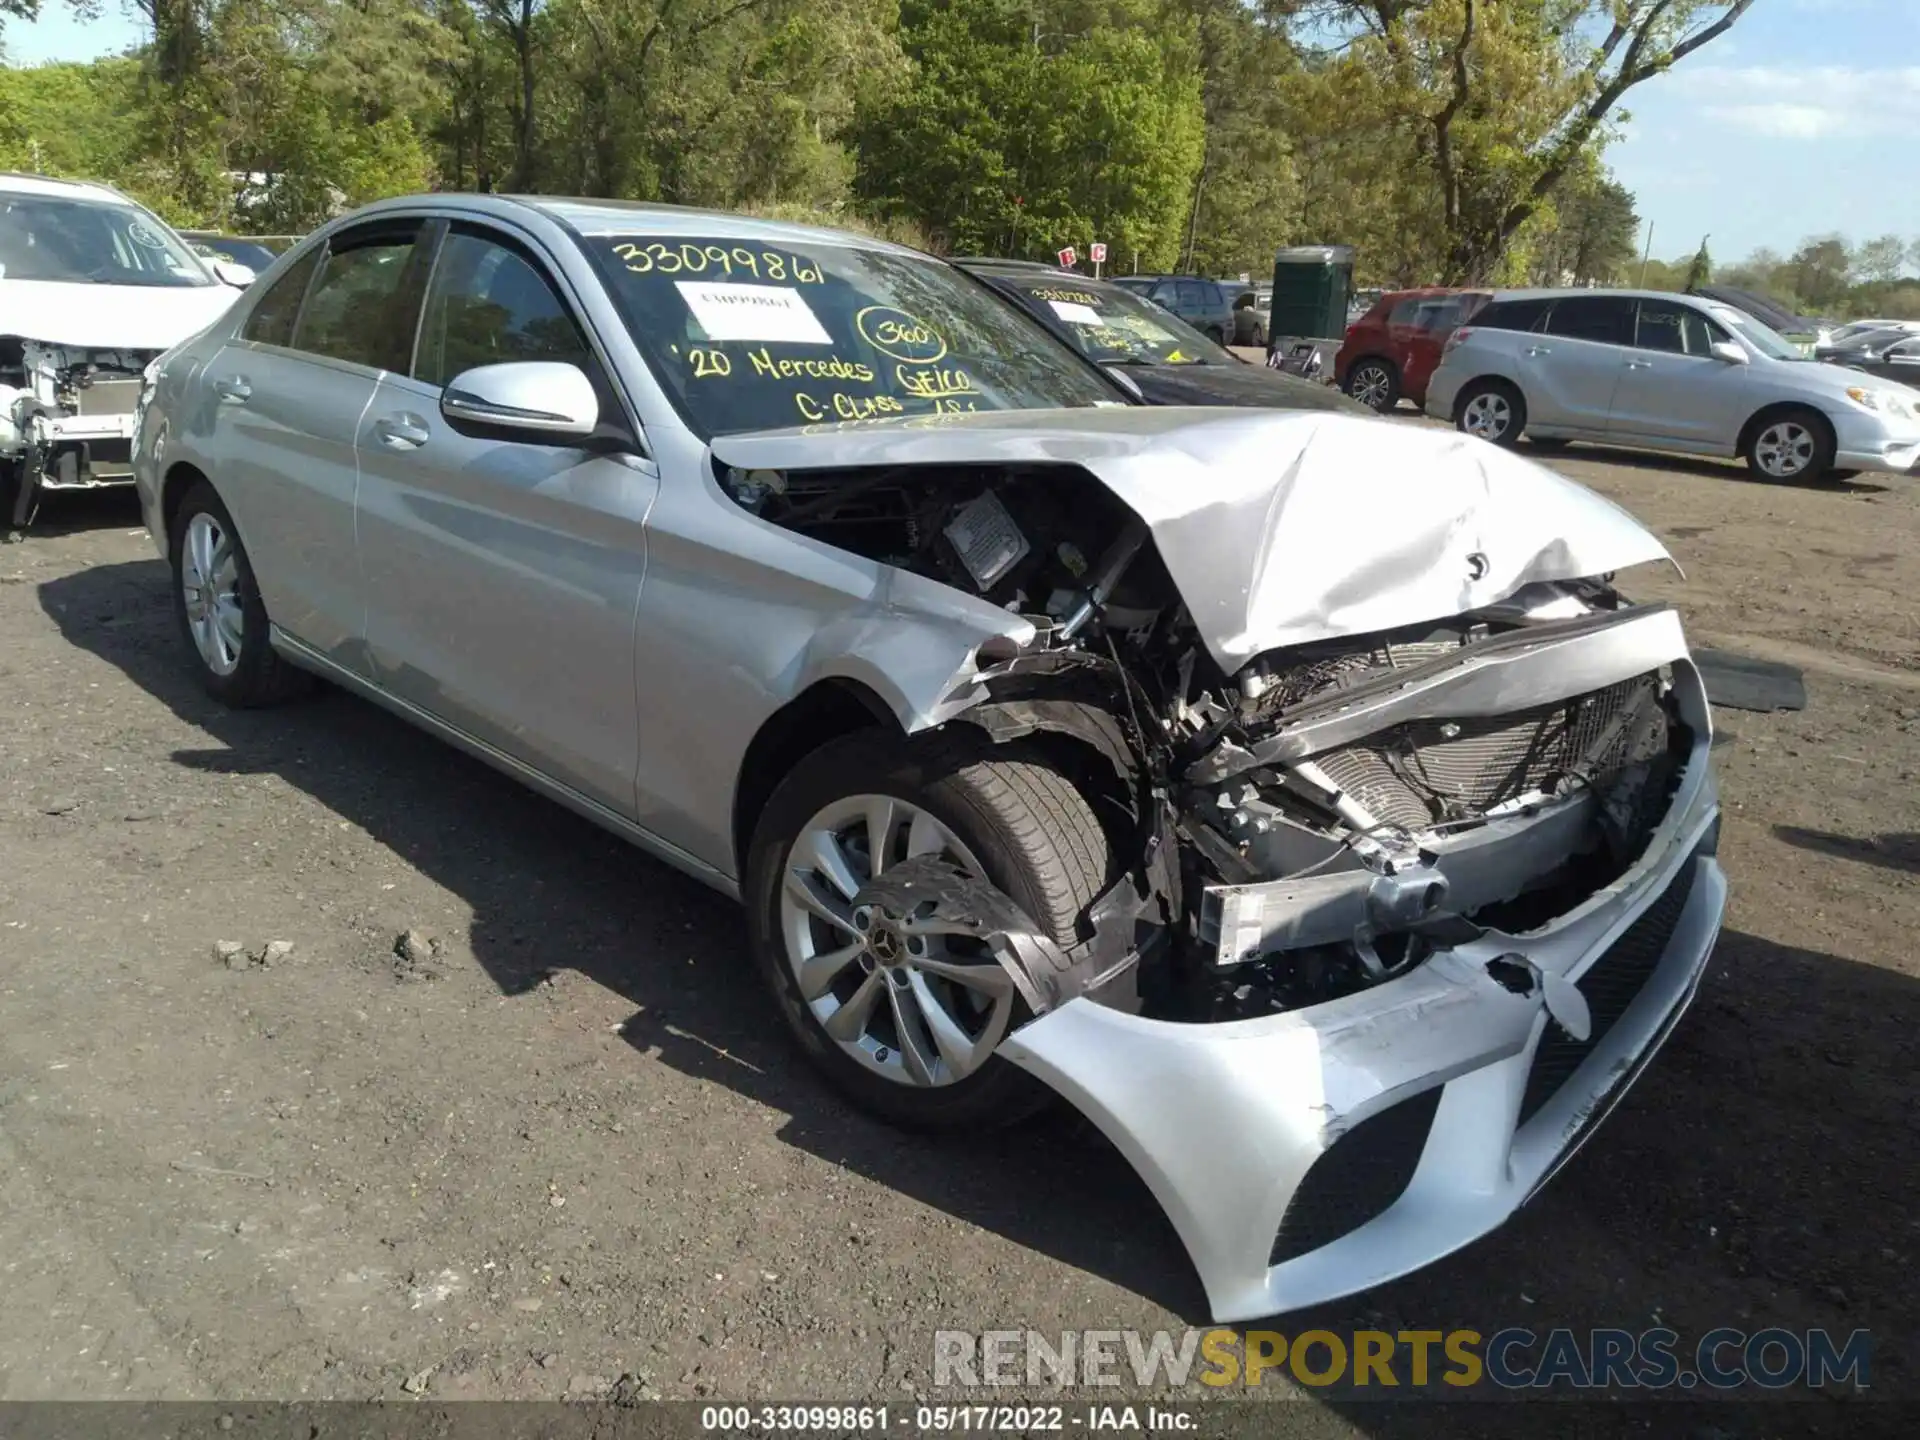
xmin=712 ymin=406 xmax=1671 ymax=670
xmin=0 ymin=279 xmax=240 ymax=350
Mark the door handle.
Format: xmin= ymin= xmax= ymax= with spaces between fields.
xmin=1525 ymin=345 xmax=1552 ymax=358
xmin=1625 ymin=358 xmax=1654 ymax=369
xmin=372 ymin=413 xmax=431 ymax=450
xmin=212 ymin=376 xmax=251 ymax=404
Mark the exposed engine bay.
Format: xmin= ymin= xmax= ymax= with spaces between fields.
xmin=726 ymin=459 xmax=1692 ymax=1025
xmin=0 ymin=337 xmax=155 ymax=525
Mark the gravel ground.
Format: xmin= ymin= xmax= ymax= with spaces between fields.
xmin=0 ymin=430 xmax=1913 ymax=1435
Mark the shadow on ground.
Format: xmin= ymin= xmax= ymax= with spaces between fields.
xmin=41 ymin=558 xmax=1912 ymax=1429
xmin=1774 ymin=825 xmax=1920 ymax=876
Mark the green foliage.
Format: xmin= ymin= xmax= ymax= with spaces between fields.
xmin=0 ymin=0 xmax=1760 ymax=302
xmin=1684 ymin=238 xmax=1711 ymax=290
xmin=852 ymin=0 xmax=1203 ymax=268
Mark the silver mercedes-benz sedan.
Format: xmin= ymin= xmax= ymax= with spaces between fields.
xmin=132 ymin=195 xmax=1727 ymax=1323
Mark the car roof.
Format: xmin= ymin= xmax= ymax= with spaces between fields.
xmin=0 ymin=171 xmax=136 ymax=205
xmin=354 ymin=194 xmax=931 ymax=259
xmin=953 ymin=258 xmax=1097 ymax=283
xmin=950 ymin=256 xmax=1063 ymax=273
xmin=1485 ymin=287 xmax=1719 ymax=304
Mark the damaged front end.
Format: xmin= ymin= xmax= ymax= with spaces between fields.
xmin=715 ymin=411 xmax=1726 ymax=1321
xmin=0 ymin=338 xmax=156 ymax=527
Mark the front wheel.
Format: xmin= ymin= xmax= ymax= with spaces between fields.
xmin=1455 ymin=379 xmax=1526 ymax=447
xmin=168 ymin=479 xmax=312 ymax=707
xmin=744 ymin=731 xmax=1113 ymax=1131
xmin=1744 ymin=408 xmax=1835 ymax=484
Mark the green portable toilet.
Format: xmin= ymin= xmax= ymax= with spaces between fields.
xmin=1269 ymin=245 xmax=1354 ymax=343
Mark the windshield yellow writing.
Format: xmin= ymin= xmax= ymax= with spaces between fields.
xmin=855 ymin=306 xmax=947 ymax=363
xmin=795 ymin=391 xmax=907 ymax=422
xmin=748 ymin=348 xmax=876 ymax=383
xmin=896 ymin=363 xmax=976 ymax=400
xmin=611 ymin=241 xmax=823 ymax=283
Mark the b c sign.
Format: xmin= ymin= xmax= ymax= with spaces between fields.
xmin=1057 ymin=246 xmax=1078 ymax=268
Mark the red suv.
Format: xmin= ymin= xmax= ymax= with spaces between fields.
xmin=1335 ymin=287 xmax=1491 ymax=412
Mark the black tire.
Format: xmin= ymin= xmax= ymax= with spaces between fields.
xmin=1453 ymin=377 xmax=1526 ymax=447
xmin=1742 ymin=406 xmax=1836 ymax=485
xmin=168 ymin=479 xmax=313 ymax=707
xmin=3 ymin=459 xmax=34 ymax=533
xmin=1343 ymin=358 xmax=1400 ymax=412
xmin=745 ymin=730 xmax=1112 ymax=1131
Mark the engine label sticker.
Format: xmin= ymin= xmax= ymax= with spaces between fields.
xmin=673 ymin=282 xmax=831 ymax=345
xmin=1047 ymin=300 xmax=1106 ymax=328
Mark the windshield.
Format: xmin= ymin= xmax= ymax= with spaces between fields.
xmin=1708 ymin=305 xmax=1803 ymax=361
xmin=985 ymin=274 xmax=1235 ymax=366
xmin=0 ymin=194 xmax=213 ymax=287
xmin=583 ymin=235 xmax=1119 ymax=436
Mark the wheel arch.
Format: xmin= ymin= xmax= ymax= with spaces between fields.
xmin=159 ymin=459 xmax=214 ymax=542
xmin=731 ymin=678 xmax=896 ymax=879
xmin=1736 ymin=400 xmax=1836 ymax=461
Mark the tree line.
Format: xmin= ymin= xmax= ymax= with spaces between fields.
xmin=1640 ymin=234 xmax=1920 ymax=322
xmin=0 ymin=1 xmax=1763 ymax=289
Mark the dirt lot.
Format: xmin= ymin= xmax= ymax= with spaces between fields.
xmin=0 ymin=430 xmax=1913 ymax=1432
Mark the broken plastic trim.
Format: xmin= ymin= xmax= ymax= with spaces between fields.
xmin=854 ymin=855 xmax=1144 ymax=1017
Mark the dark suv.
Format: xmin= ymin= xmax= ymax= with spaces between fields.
xmin=1111 ymin=274 xmax=1239 ymax=345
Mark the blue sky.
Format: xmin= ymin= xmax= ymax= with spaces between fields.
xmin=6 ymin=0 xmax=1917 ymax=268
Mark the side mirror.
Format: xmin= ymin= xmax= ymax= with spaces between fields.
xmin=441 ymin=361 xmax=599 ymax=443
xmin=1708 ymin=340 xmax=1749 ymax=365
xmin=211 ymin=259 xmax=256 ymax=288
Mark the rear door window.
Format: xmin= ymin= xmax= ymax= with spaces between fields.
xmin=240 ymin=247 xmax=321 ymax=348
xmin=1544 ymin=295 xmax=1634 ymax=346
xmin=1387 ymin=297 xmax=1424 ymax=326
xmin=1176 ymin=280 xmax=1208 ymax=312
xmin=1472 ymin=298 xmax=1551 ymax=333
xmin=292 ymin=227 xmax=428 ymax=372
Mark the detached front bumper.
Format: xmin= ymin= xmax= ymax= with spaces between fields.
xmin=1002 ymin=660 xmax=1725 ymax=1324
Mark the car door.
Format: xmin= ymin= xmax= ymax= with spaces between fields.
xmin=1608 ymin=298 xmax=1753 ymax=449
xmin=1523 ymin=294 xmax=1635 ymax=432
xmin=353 ymin=219 xmax=658 ymax=815
xmin=196 ymin=219 xmax=429 ymax=670
xmin=1871 ymin=337 xmax=1920 ymax=388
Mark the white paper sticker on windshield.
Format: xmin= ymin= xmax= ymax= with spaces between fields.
xmin=675 ymin=281 xmax=831 ymax=344
xmin=1048 ymin=300 xmax=1105 ymax=327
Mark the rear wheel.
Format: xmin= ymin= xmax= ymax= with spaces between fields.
xmin=1455 ymin=378 xmax=1526 ymax=447
xmin=745 ymin=731 xmax=1112 ymax=1131
xmin=168 ymin=479 xmax=313 ymax=707
xmin=1743 ymin=408 xmax=1835 ymax=484
xmin=1344 ymin=358 xmax=1399 ymax=412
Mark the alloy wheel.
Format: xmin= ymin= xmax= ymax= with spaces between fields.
xmin=1461 ymin=391 xmax=1513 ymax=440
xmin=1753 ymin=420 xmax=1815 ymax=478
xmin=1351 ymin=364 xmax=1393 ymax=409
xmin=181 ymin=511 xmax=245 ymax=676
xmin=778 ymin=794 xmax=1016 ymax=1089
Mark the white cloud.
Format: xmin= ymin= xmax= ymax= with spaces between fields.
xmin=1705 ymin=103 xmax=1847 ymax=137
xmin=1681 ymin=65 xmax=1920 ymax=138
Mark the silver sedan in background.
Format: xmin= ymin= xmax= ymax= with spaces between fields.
xmin=133 ymin=196 xmax=1726 ymax=1322
xmin=1427 ymin=287 xmax=1920 ymax=483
